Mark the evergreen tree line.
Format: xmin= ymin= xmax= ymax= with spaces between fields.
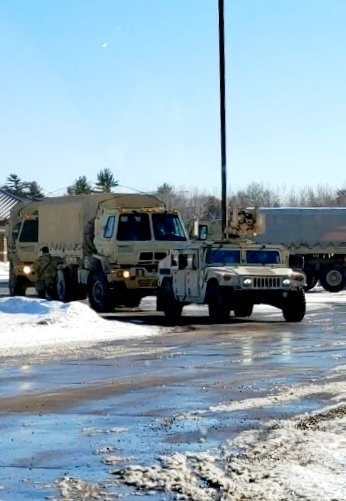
xmin=1 ymin=169 xmax=118 ymax=199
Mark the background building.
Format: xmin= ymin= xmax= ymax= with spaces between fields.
xmin=0 ymin=189 xmax=27 ymax=262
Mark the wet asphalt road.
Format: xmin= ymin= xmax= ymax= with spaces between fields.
xmin=0 ymin=281 xmax=346 ymax=499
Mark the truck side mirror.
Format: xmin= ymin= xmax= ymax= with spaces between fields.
xmin=198 ymin=225 xmax=208 ymax=240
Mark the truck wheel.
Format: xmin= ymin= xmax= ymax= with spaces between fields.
xmin=282 ymin=290 xmax=306 ymax=322
xmin=56 ymin=269 xmax=70 ymax=302
xmin=9 ymin=270 xmax=26 ymax=297
xmin=234 ymin=304 xmax=253 ymax=318
xmin=304 ymin=269 xmax=318 ymax=292
xmin=319 ymin=265 xmax=346 ymax=293
xmin=161 ymin=280 xmax=183 ymax=320
xmin=88 ymin=271 xmax=113 ymax=312
xmin=207 ymin=282 xmax=230 ymax=323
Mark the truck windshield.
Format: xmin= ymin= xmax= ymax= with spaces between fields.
xmin=152 ymin=214 xmax=187 ymax=241
xmin=210 ymin=249 xmax=241 ymax=264
xmin=117 ymin=214 xmax=151 ymax=241
xmin=246 ymin=250 xmax=280 ymax=264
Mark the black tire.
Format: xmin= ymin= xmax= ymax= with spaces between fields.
xmin=56 ymin=269 xmax=70 ymax=302
xmin=160 ymin=280 xmax=183 ymax=320
xmin=319 ymin=265 xmax=346 ymax=293
xmin=207 ymin=281 xmax=230 ymax=323
xmin=234 ymin=303 xmax=253 ymax=318
xmin=282 ymin=290 xmax=306 ymax=322
xmin=88 ymin=271 xmax=113 ymax=312
xmin=304 ymin=269 xmax=319 ymax=292
xmin=9 ymin=270 xmax=26 ymax=297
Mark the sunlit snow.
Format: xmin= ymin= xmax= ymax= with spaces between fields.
xmin=0 ymin=297 xmax=160 ymax=357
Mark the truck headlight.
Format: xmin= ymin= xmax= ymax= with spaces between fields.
xmin=243 ymin=278 xmax=252 ymax=286
xmin=223 ymin=273 xmax=232 ymax=281
xmin=23 ymin=266 xmax=31 ymax=275
xmin=283 ymin=278 xmax=291 ymax=286
xmin=122 ymin=270 xmax=130 ymax=279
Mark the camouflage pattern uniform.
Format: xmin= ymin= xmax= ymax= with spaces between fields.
xmin=35 ymin=253 xmax=60 ymax=299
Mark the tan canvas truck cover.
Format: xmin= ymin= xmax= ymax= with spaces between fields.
xmin=18 ymin=193 xmax=165 ymax=260
xmin=253 ymin=207 xmax=346 ymax=254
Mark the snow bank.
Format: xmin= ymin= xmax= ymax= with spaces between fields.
xmin=0 ymin=261 xmax=9 ymax=280
xmin=0 ymin=297 xmax=160 ymax=357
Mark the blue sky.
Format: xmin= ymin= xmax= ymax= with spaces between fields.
xmin=1 ymin=0 xmax=346 ymax=196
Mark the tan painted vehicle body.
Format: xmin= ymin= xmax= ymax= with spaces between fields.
xmin=158 ymin=210 xmax=306 ymax=322
xmin=7 ymin=193 xmax=189 ymax=311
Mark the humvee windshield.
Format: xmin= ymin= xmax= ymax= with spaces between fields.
xmin=152 ymin=214 xmax=187 ymax=241
xmin=246 ymin=249 xmax=280 ymax=264
xmin=210 ymin=249 xmax=240 ymax=264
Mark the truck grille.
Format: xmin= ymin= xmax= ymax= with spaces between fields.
xmin=138 ymin=279 xmax=158 ymax=288
xmin=252 ymin=277 xmax=281 ymax=289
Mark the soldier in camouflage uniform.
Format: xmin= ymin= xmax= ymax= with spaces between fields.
xmin=35 ymin=246 xmax=59 ymax=299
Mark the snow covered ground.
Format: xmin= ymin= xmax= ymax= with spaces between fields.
xmin=0 ymin=260 xmax=9 ymax=280
xmin=0 ymin=297 xmax=161 ymax=357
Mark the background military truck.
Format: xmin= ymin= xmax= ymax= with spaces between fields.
xmin=252 ymin=208 xmax=346 ymax=293
xmin=8 ymin=193 xmax=188 ymax=311
xmin=158 ymin=209 xmax=306 ymax=323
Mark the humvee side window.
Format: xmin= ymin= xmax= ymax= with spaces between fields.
xmin=246 ymin=250 xmax=280 ymax=264
xmin=117 ymin=214 xmax=151 ymax=241
xmin=104 ymin=216 xmax=115 ymax=238
xmin=19 ymin=219 xmax=38 ymax=243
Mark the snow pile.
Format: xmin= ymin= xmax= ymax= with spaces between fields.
xmin=111 ymin=403 xmax=346 ymax=500
xmin=0 ymin=297 xmax=160 ymax=356
xmin=0 ymin=261 xmax=9 ymax=280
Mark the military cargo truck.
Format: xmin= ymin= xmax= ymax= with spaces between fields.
xmin=8 ymin=193 xmax=188 ymax=311
xmin=252 ymin=208 xmax=346 ymax=293
xmin=158 ymin=209 xmax=306 ymax=322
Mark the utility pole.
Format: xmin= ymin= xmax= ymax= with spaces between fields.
xmin=218 ymin=0 xmax=228 ymax=233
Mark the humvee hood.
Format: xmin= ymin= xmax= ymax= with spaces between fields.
xmin=208 ymin=266 xmax=293 ymax=277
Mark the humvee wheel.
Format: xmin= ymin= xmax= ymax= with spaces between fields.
xmin=161 ymin=280 xmax=183 ymax=320
xmin=282 ymin=290 xmax=306 ymax=322
xmin=207 ymin=282 xmax=230 ymax=323
xmin=234 ymin=303 xmax=253 ymax=318
xmin=88 ymin=271 xmax=113 ymax=313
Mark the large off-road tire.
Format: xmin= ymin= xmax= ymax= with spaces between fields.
xmin=207 ymin=281 xmax=230 ymax=323
xmin=56 ymin=269 xmax=70 ymax=302
xmin=319 ymin=265 xmax=346 ymax=293
xmin=234 ymin=303 xmax=253 ymax=318
xmin=282 ymin=290 xmax=306 ymax=322
xmin=9 ymin=269 xmax=26 ymax=297
xmin=88 ymin=271 xmax=113 ymax=313
xmin=160 ymin=280 xmax=183 ymax=321
xmin=304 ymin=269 xmax=319 ymax=292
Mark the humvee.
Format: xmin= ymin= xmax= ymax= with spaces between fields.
xmin=157 ymin=209 xmax=306 ymax=322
